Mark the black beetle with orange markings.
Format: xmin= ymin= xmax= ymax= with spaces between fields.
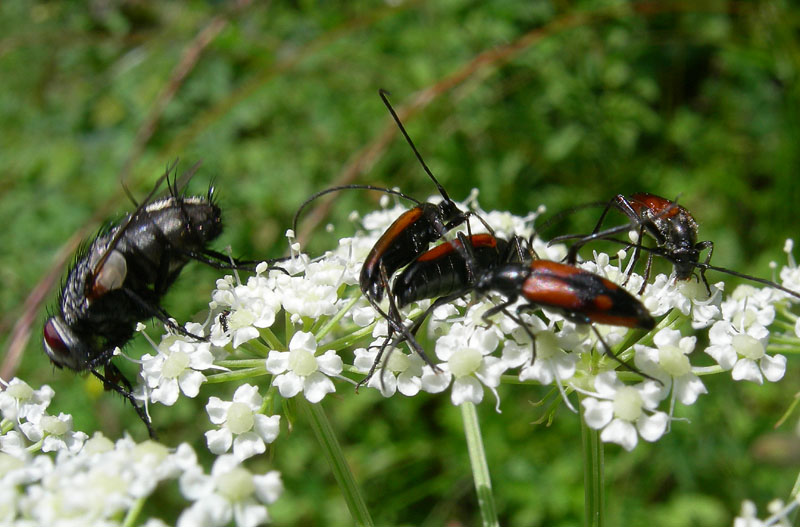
xmin=473 ymin=259 xmax=656 ymax=376
xmin=293 ymin=90 xmax=493 ymax=367
xmin=553 ymin=192 xmax=800 ymax=300
xmin=359 ymin=233 xmax=529 ymax=385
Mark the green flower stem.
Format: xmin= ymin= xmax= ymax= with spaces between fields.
xmin=298 ymin=398 xmax=374 ymax=527
xmin=1 ymin=420 xmax=15 ymax=434
xmin=323 ymin=306 xmax=427 ymax=352
xmin=316 ymin=295 xmax=361 ymax=341
xmin=239 ymin=340 xmax=270 ymax=358
xmin=770 ymin=318 xmax=796 ymax=332
xmin=121 ymin=497 xmax=146 ymax=527
xmin=774 ymin=392 xmax=800 ymax=429
xmin=691 ymin=365 xmax=725 ymax=376
xmin=324 ymin=324 xmax=378 ymax=352
xmin=259 ymin=327 xmax=284 ymax=351
xmin=285 ymin=311 xmax=295 ymax=346
xmin=25 ymin=439 xmax=43 ymax=452
xmin=460 ymin=401 xmax=499 ymax=527
xmin=206 ymin=367 xmax=269 ymax=383
xmin=767 ymin=335 xmax=800 ymax=346
xmin=767 ymin=346 xmax=800 ymax=353
xmin=613 ymin=309 xmax=682 ymax=357
xmin=777 ymin=304 xmax=799 ymax=322
xmin=579 ymin=395 xmax=604 ymax=527
xmin=216 ymin=359 xmax=268 ymax=368
xmin=789 ymin=464 xmax=800 ymax=500
xmin=499 ymin=374 xmax=539 ymax=385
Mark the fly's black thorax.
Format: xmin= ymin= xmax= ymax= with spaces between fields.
xmin=119 ymin=197 xmax=222 ymax=281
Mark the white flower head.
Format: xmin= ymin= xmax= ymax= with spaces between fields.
xmin=0 ymin=378 xmax=54 ymax=423
xmin=266 ymin=332 xmax=343 ymax=403
xmin=205 ymin=384 xmax=281 ymax=461
xmin=634 ymin=328 xmax=707 ymax=406
xmin=19 ymin=412 xmax=88 ymax=454
xmin=779 ymin=238 xmax=800 ymax=301
xmin=141 ymin=333 xmax=215 ymax=406
xmin=580 ymin=372 xmax=669 ymax=451
xmin=421 ymin=322 xmax=509 ymax=411
xmin=705 ymin=320 xmax=785 ymax=383
xmin=354 ymin=344 xmax=425 ymax=397
xmin=178 ymin=455 xmax=283 ymax=527
xmin=210 ymin=271 xmax=283 ymax=348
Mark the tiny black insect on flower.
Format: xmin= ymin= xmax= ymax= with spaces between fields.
xmin=42 ymin=161 xmax=249 ymax=437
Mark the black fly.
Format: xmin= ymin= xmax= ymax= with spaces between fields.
xmin=43 ymin=162 xmax=244 ymax=437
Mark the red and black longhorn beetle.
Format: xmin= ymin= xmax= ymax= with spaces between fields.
xmin=472 ymin=258 xmax=656 ymax=377
xmin=293 ymin=90 xmax=494 ymax=367
xmin=551 ymin=192 xmax=800 ymax=299
xmin=365 ymin=231 xmax=657 ymax=385
xmin=358 ymin=233 xmax=528 ymax=385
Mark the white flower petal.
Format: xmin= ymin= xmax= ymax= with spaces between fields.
xmin=704 ymin=344 xmax=737 ymax=370
xmin=600 ymin=418 xmax=638 ymax=451
xmin=232 ymin=326 xmax=260 ymax=348
xmin=451 ymin=377 xmax=484 ymax=406
xmin=232 ymin=432 xmax=266 ymax=461
xmin=233 ymin=384 xmax=263 ymax=410
xmin=420 ymin=368 xmax=452 ymax=394
xmin=253 ymin=415 xmax=281 ymax=443
xmin=151 ymin=378 xmax=180 ymax=406
xmin=396 ymin=371 xmax=422 ymax=397
xmin=273 ymin=372 xmax=303 ymax=398
xmin=303 ymin=372 xmax=336 ymax=403
xmin=581 ymin=398 xmax=613 ymax=429
xmin=636 ymin=411 xmax=668 ymax=442
xmin=731 ymin=359 xmax=763 ymax=384
xmin=289 ymin=331 xmax=317 ymax=353
xmin=760 ymin=354 xmax=787 ymax=382
xmin=253 ymin=471 xmax=283 ymax=504
xmin=205 ymin=428 xmax=233 ymax=455
xmin=178 ymin=370 xmax=206 ymax=398
xmin=206 ymin=397 xmax=231 ymax=425
xmin=653 ymin=328 xmax=680 ymax=348
xmin=235 ymin=503 xmax=269 ymax=527
xmin=594 ymin=371 xmax=621 ymax=397
xmin=476 ymin=357 xmax=507 ymax=388
xmin=316 ymin=350 xmax=344 ymax=376
xmin=265 ymin=351 xmax=290 ymax=374
xmin=674 ymin=374 xmax=707 ymax=405
xmin=368 ymin=370 xmax=398 ymax=397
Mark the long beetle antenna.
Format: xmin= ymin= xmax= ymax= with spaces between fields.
xmin=378 ymin=89 xmax=453 ymax=203
xmin=291 ymin=184 xmax=422 ymax=239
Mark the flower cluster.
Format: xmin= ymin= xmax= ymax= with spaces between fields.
xmin=0 ymin=378 xmax=283 ymax=526
xmin=3 ymin=200 xmax=799 ymax=525
xmin=125 ymin=199 xmax=795 ymax=452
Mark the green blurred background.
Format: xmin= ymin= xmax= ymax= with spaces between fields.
xmin=2 ymin=1 xmax=800 ymax=525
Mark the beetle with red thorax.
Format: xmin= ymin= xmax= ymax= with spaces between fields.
xmin=42 ymin=163 xmax=247 ymax=437
xmin=554 ymin=193 xmax=800 ymax=300
xmin=562 ymin=193 xmax=710 ymax=291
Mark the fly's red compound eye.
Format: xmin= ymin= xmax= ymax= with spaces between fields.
xmin=42 ymin=318 xmax=70 ymax=363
